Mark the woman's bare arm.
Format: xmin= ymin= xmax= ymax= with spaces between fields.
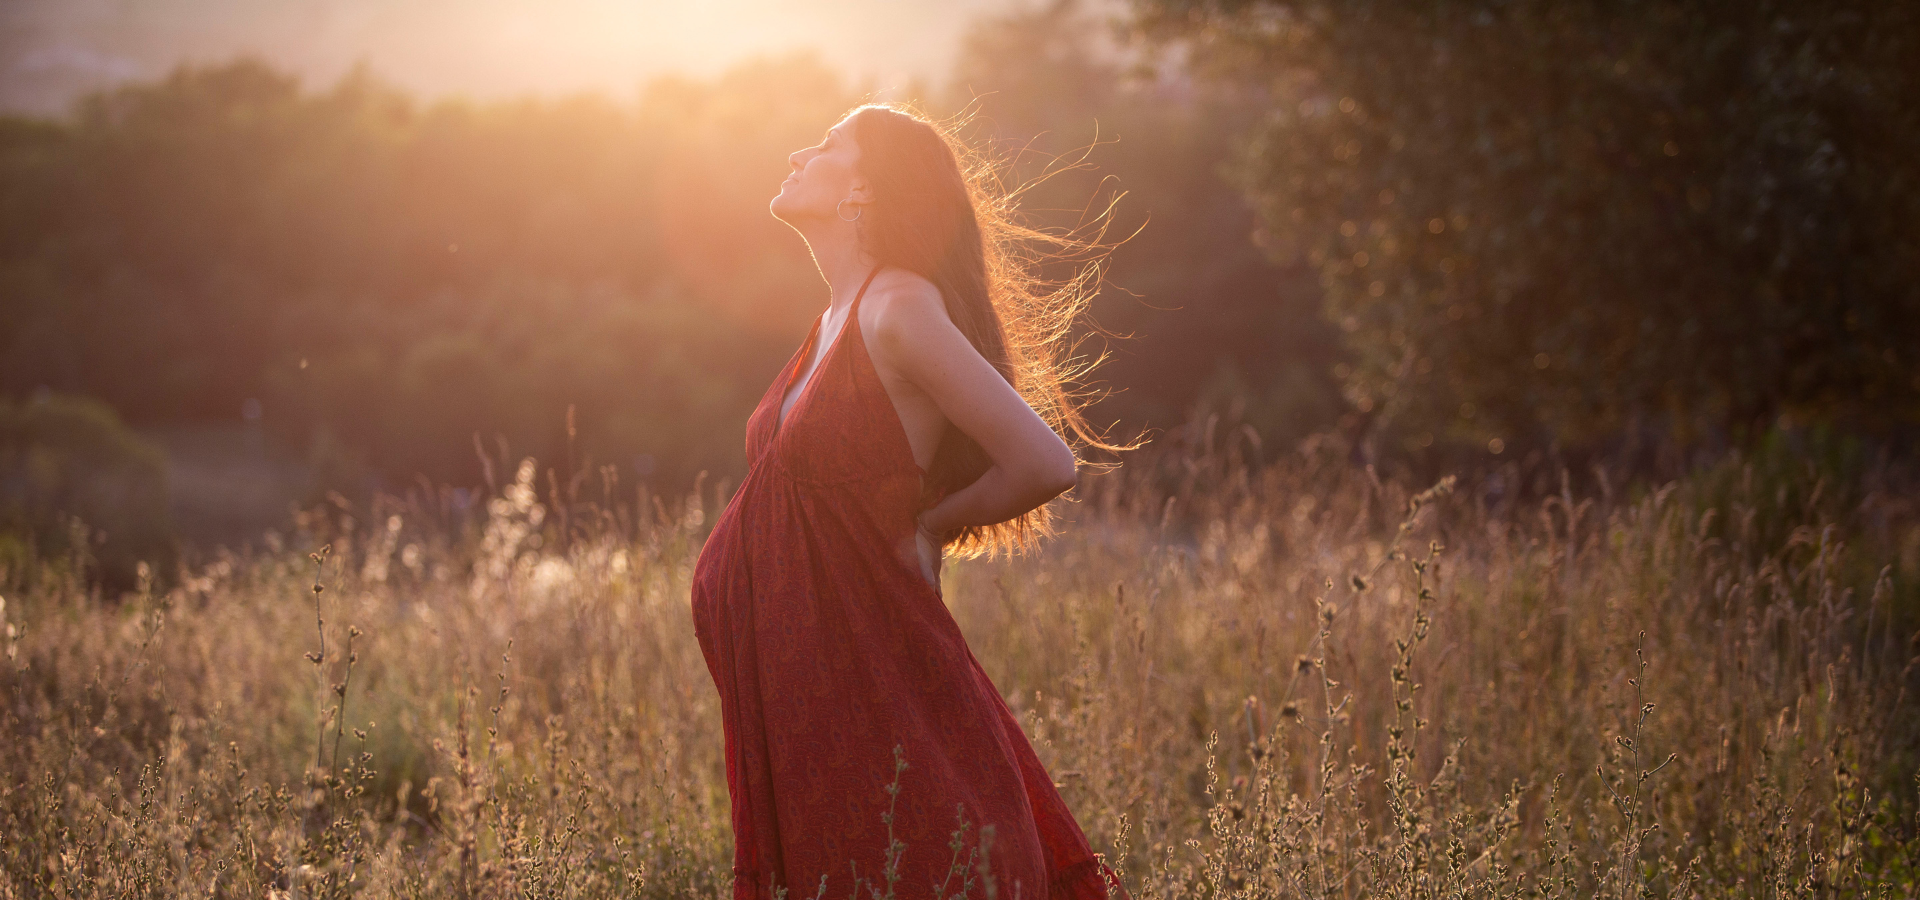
xmin=869 ymin=280 xmax=1077 ymax=538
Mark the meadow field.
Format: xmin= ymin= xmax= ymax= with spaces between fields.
xmin=2 ymin=428 xmax=1917 ymax=898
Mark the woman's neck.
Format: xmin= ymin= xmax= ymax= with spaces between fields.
xmin=799 ymin=220 xmax=879 ymax=314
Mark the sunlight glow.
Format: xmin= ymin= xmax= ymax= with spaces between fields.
xmin=2 ymin=0 xmax=1026 ymax=112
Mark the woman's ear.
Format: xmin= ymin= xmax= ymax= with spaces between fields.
xmin=847 ymin=177 xmax=875 ymax=207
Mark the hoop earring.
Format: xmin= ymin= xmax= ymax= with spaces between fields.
xmin=836 ymin=198 xmax=863 ymax=222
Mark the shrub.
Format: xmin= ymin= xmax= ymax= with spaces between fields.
xmin=0 ymin=392 xmax=175 ymax=593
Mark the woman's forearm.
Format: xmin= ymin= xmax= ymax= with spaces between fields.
xmin=919 ymin=463 xmax=1075 ymax=537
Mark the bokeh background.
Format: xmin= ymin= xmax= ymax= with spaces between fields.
xmin=1 ymin=0 xmax=1915 ymax=585
xmin=3 ymin=4 xmax=1919 ymax=894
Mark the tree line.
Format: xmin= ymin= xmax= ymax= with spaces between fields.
xmin=0 ymin=4 xmax=1345 ymax=504
xmin=3 ymin=0 xmax=1913 ymax=548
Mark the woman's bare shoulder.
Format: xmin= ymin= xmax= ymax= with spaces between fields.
xmin=865 ymin=267 xmax=943 ymax=311
xmin=865 ymin=269 xmax=951 ymax=343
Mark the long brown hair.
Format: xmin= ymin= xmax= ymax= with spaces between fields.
xmin=847 ymin=102 xmax=1132 ymax=558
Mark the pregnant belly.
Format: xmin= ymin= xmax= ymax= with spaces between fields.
xmin=689 ymin=497 xmax=747 ymax=645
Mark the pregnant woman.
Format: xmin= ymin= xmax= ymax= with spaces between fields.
xmin=690 ymin=103 xmax=1130 ymax=900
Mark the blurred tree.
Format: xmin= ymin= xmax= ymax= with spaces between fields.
xmin=946 ymin=0 xmax=1346 ymax=450
xmin=0 ymin=55 xmax=859 ymax=492
xmin=1133 ymin=0 xmax=1920 ymax=460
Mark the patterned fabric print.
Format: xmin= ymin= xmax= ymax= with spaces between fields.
xmin=691 ymin=268 xmax=1129 ymax=900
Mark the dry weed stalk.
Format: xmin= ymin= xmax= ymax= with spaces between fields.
xmin=0 ymin=431 xmax=1913 ymax=897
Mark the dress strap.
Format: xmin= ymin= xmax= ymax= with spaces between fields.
xmin=849 ymin=266 xmax=882 ymax=314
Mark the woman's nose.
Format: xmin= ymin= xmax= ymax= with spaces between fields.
xmin=788 ymin=149 xmax=805 ymax=171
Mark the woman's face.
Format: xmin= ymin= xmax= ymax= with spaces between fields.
xmin=770 ymin=114 xmax=867 ymax=224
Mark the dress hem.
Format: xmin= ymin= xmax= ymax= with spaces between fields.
xmin=1050 ymin=856 xmax=1129 ymax=900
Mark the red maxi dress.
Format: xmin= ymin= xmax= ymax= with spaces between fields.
xmin=692 ymin=268 xmax=1127 ymax=900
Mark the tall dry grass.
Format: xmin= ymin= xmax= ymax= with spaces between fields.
xmin=1 ymin=426 xmax=1916 ymax=897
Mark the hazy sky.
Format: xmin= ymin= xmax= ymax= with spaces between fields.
xmin=0 ymin=0 xmax=1040 ymax=114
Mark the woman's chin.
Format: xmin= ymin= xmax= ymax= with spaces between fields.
xmin=768 ymin=193 xmax=819 ymax=224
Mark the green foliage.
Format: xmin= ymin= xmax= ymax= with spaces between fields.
xmin=0 ymin=392 xmax=175 ymax=592
xmin=0 ymin=55 xmax=864 ymax=489
xmin=949 ymin=1 xmax=1347 ymax=446
xmin=1133 ymin=0 xmax=1920 ymax=457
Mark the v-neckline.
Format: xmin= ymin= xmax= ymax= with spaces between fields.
xmin=773 ymin=267 xmax=883 ymax=436
xmin=773 ymin=309 xmax=851 ymax=435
